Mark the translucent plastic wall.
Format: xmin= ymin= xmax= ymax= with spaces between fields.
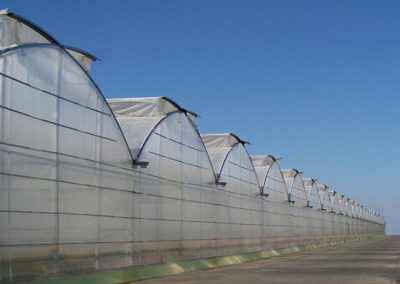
xmin=251 ymin=156 xmax=289 ymax=239
xmin=327 ymin=192 xmax=338 ymax=234
xmin=344 ymin=199 xmax=351 ymax=217
xmin=337 ymin=195 xmax=348 ymax=234
xmin=0 ymin=12 xmax=53 ymax=48
xmin=251 ymin=156 xmax=286 ymax=202
xmin=317 ymin=185 xmax=334 ymax=235
xmin=337 ymin=195 xmax=345 ymax=215
xmin=282 ymin=170 xmax=308 ymax=236
xmin=303 ymin=178 xmax=324 ymax=236
xmin=303 ymin=178 xmax=320 ymax=209
xmin=202 ymin=134 xmax=262 ymax=254
xmin=115 ymin=108 xmax=222 ymax=262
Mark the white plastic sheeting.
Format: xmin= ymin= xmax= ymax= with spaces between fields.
xmin=109 ymin=97 xmax=184 ymax=118
xmin=282 ymin=169 xmax=309 ymax=235
xmin=318 ymin=184 xmax=331 ymax=212
xmin=337 ymin=194 xmax=346 ymax=215
xmin=303 ymin=178 xmax=320 ymax=209
xmin=0 ymin=10 xmax=54 ymax=49
xmin=108 ymin=97 xmax=198 ymax=160
xmin=343 ymin=198 xmax=352 ymax=216
xmin=0 ymin=43 xmax=136 ymax=280
xmin=0 ymin=11 xmax=96 ymax=73
xmin=303 ymin=178 xmax=325 ymax=235
xmin=251 ymin=156 xmax=292 ymax=237
xmin=316 ymin=184 xmax=335 ymax=234
xmin=282 ymin=169 xmax=307 ymax=207
xmin=201 ymin=133 xmax=262 ymax=251
xmin=251 ymin=155 xmax=287 ymax=202
xmin=328 ymin=191 xmax=340 ymax=214
xmin=65 ymin=46 xmax=97 ymax=73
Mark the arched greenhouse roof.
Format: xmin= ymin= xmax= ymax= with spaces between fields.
xmin=317 ymin=184 xmax=331 ymax=211
xmin=361 ymin=206 xmax=367 ymax=220
xmin=108 ymin=96 xmax=198 ymax=118
xmin=251 ymin=155 xmax=280 ymax=185
xmin=108 ymin=96 xmax=199 ymax=161
xmin=343 ymin=197 xmax=352 ymax=216
xmin=350 ymin=200 xmax=358 ymax=217
xmin=64 ymin=46 xmax=98 ymax=73
xmin=201 ymin=133 xmax=249 ymax=179
xmin=282 ymin=169 xmax=307 ymax=206
xmin=0 ymin=10 xmax=98 ymax=73
xmin=354 ymin=203 xmax=362 ymax=218
xmin=303 ymin=178 xmax=320 ymax=209
xmin=0 ymin=44 xmax=134 ymax=170
xmin=336 ymin=194 xmax=346 ymax=215
xmin=201 ymin=133 xmax=260 ymax=197
xmin=251 ymin=154 xmax=278 ymax=167
xmin=0 ymin=9 xmax=60 ymax=47
xmin=328 ymin=191 xmax=340 ymax=213
xmin=251 ymin=155 xmax=288 ymax=202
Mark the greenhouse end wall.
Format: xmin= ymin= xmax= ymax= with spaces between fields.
xmin=0 ymin=11 xmax=385 ymax=283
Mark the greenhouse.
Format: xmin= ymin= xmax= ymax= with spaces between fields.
xmin=328 ymin=191 xmax=340 ymax=214
xmin=337 ymin=194 xmax=346 ymax=215
xmin=281 ymin=169 xmax=307 ymax=207
xmin=0 ymin=10 xmax=386 ymax=283
xmin=251 ymin=155 xmax=289 ymax=237
xmin=282 ymin=169 xmax=310 ymax=235
xmin=303 ymin=178 xmax=324 ymax=235
xmin=317 ymin=184 xmax=332 ymax=212
xmin=303 ymin=178 xmax=320 ymax=209
xmin=328 ymin=191 xmax=345 ymax=234
xmin=343 ymin=198 xmax=352 ymax=216
xmin=251 ymin=155 xmax=286 ymax=202
xmin=201 ymin=133 xmax=262 ymax=252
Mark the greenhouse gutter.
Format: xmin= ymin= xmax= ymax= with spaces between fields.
xmin=32 ymin=235 xmax=384 ymax=284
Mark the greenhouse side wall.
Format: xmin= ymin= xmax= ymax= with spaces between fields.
xmin=0 ymin=18 xmax=385 ymax=284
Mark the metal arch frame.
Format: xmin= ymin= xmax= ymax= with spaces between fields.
xmin=187 ymin=116 xmax=220 ymax=185
xmin=303 ymin=178 xmax=320 ymax=209
xmin=250 ymin=154 xmax=283 ymax=197
xmin=211 ymin=133 xmax=251 ymax=178
xmin=317 ymin=184 xmax=331 ymax=211
xmin=344 ymin=197 xmax=352 ymax=217
xmin=336 ymin=194 xmax=346 ymax=215
xmin=241 ymin=142 xmax=262 ymax=194
xmin=260 ymin=162 xmax=289 ymax=199
xmin=132 ymin=110 xmax=220 ymax=184
xmin=0 ymin=43 xmax=137 ymax=167
xmin=282 ymin=169 xmax=304 ymax=204
xmin=201 ymin=133 xmax=242 ymax=179
xmin=288 ymin=172 xmax=307 ymax=206
xmin=328 ymin=190 xmax=340 ymax=214
xmin=261 ymin=162 xmax=283 ymax=197
xmin=204 ymin=133 xmax=259 ymax=192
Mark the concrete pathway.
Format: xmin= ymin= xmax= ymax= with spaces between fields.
xmin=136 ymin=236 xmax=400 ymax=284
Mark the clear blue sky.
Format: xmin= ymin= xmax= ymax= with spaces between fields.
xmin=2 ymin=0 xmax=399 ymax=234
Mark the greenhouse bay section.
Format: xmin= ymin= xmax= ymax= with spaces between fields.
xmin=0 ymin=11 xmax=385 ymax=282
